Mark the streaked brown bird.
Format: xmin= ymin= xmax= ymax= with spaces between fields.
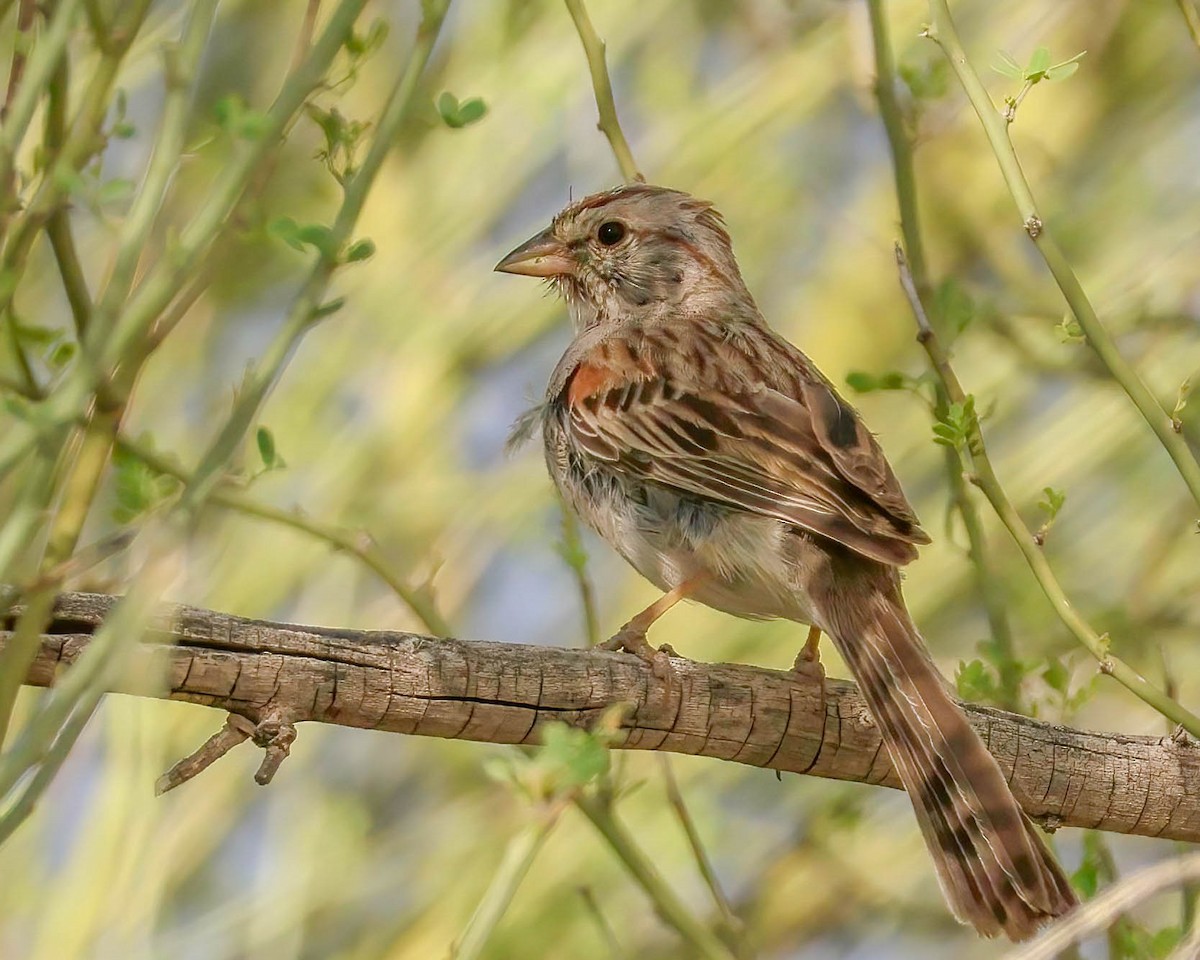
xmin=496 ymin=183 xmax=1077 ymax=939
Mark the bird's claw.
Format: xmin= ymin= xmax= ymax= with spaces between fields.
xmin=602 ymin=624 xmax=675 ymax=682
xmin=791 ymin=648 xmax=826 ymax=685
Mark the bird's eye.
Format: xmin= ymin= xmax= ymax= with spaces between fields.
xmin=597 ymin=221 xmax=626 ymax=246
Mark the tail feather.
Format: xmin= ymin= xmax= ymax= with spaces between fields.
xmin=820 ymin=583 xmax=1077 ymax=940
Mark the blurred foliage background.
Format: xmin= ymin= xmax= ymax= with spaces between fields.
xmin=1 ymin=0 xmax=1199 ymax=957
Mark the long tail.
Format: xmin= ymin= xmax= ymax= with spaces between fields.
xmin=817 ymin=573 xmax=1077 ymax=940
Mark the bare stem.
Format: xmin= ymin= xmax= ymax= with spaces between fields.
xmin=660 ymin=757 xmax=741 ymax=938
xmin=1178 ymin=0 xmax=1200 ymax=52
xmin=895 ymin=246 xmax=1200 ymax=737
xmin=865 ymin=0 xmax=1020 ymax=708
xmin=562 ymin=0 xmax=643 ymax=183
xmin=575 ymin=793 xmax=737 ymax=960
xmin=118 ymin=436 xmax=452 ymax=637
xmin=559 ymin=504 xmax=600 ymax=647
xmin=451 ymin=810 xmax=562 ymax=960
xmin=1003 ymin=853 xmax=1200 ymax=960
xmin=174 ymin=0 xmax=451 ymax=518
xmin=0 ymin=0 xmax=83 ymax=199
xmin=925 ymin=0 xmax=1200 ymax=513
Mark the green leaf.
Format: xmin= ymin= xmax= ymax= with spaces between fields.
xmin=538 ymin=722 xmax=610 ymax=791
xmin=845 ymin=370 xmax=910 ymax=394
xmin=256 ymin=426 xmax=277 ymax=470
xmin=437 ymin=91 xmax=488 ymax=129
xmin=934 ymin=277 xmax=974 ymax=333
xmin=345 ymin=17 xmax=388 ymax=56
xmin=97 ymin=178 xmax=135 ymax=206
xmin=112 ymin=453 xmax=180 ymax=523
xmin=345 ymin=238 xmax=375 ymax=263
xmin=1055 ymin=313 xmax=1085 ymax=343
xmin=898 ymin=59 xmax=949 ymax=100
xmin=1046 ymin=50 xmax=1086 ymax=82
xmin=46 ymin=340 xmax=76 ymax=369
xmin=1026 ymin=46 xmax=1051 ymax=78
xmin=1042 ymin=657 xmax=1069 ymax=695
xmin=992 ymin=50 xmax=1023 ymax=79
xmin=268 ymin=217 xmax=304 ymax=251
xmin=455 ymin=98 xmax=487 ymax=126
xmin=295 ymin=223 xmax=336 ymax=258
xmin=956 ymin=659 xmax=999 ymax=702
xmin=1071 ymin=857 xmax=1098 ymax=898
xmin=1038 ymin=486 xmax=1066 ymax=522
xmin=12 ymin=321 xmax=58 ymax=346
xmin=1172 ymin=377 xmax=1191 ymax=424
xmin=214 ymin=94 xmax=268 ymax=140
xmin=311 ymin=297 xmax=346 ymax=320
xmin=932 ymin=395 xmax=978 ymax=452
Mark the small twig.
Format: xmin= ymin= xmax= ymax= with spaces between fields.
xmin=451 ymin=810 xmax=563 ymax=960
xmin=578 ymin=887 xmax=624 ymax=958
xmin=155 ymin=714 xmax=254 ymax=795
xmin=171 ymin=0 xmax=452 ymax=518
xmin=1168 ymin=916 xmax=1200 ymax=960
xmin=1002 ymin=853 xmax=1200 ymax=960
xmin=1178 ymin=0 xmax=1200 ymax=53
xmin=894 ymin=246 xmax=1200 ymax=737
xmin=559 ymin=504 xmax=600 ymax=647
xmin=292 ymin=0 xmax=322 ymax=72
xmin=659 ymin=757 xmax=741 ymax=938
xmin=250 ymin=712 xmax=297 ymax=785
xmin=0 ymin=0 xmax=82 ymax=191
xmin=562 ymin=0 xmax=643 ymax=183
xmin=0 ymin=698 xmax=99 ymax=845
xmin=1 ymin=0 xmax=37 ymax=121
xmin=924 ymin=0 xmax=1200 ymax=512
xmin=575 ymin=793 xmax=736 ymax=960
xmin=118 ymin=435 xmax=452 ymax=637
xmin=865 ymin=2 xmax=1020 ymax=707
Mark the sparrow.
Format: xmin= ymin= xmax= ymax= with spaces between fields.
xmin=495 ymin=183 xmax=1076 ymax=940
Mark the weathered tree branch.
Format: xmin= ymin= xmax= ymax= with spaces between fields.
xmin=5 ymin=591 xmax=1200 ymax=843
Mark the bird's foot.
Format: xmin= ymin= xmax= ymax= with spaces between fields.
xmin=601 ymin=623 xmax=675 ymax=682
xmin=791 ymin=647 xmax=826 ymax=685
xmin=791 ymin=625 xmax=826 ymax=685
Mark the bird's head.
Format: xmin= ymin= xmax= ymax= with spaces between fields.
xmin=495 ymin=184 xmax=752 ymax=329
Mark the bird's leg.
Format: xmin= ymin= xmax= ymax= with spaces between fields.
xmin=792 ymin=625 xmax=826 ymax=683
xmin=601 ymin=576 xmax=702 ymax=676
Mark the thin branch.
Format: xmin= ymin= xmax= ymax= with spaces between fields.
xmin=452 ymin=810 xmax=563 ymax=960
xmin=1 ymin=0 xmax=37 ymax=120
xmin=117 ymin=435 xmax=452 ymax=637
xmin=173 ymin=0 xmax=452 ymax=517
xmin=894 ymin=245 xmax=1200 ymax=737
xmin=559 ymin=503 xmax=600 ymax=647
xmin=562 ymin=0 xmax=642 ymax=183
xmin=864 ymin=0 xmax=1020 ymax=708
xmin=659 ymin=757 xmax=741 ymax=939
xmin=84 ymin=0 xmax=219 ymax=351
xmin=1003 ymin=853 xmax=1200 ymax=960
xmin=578 ymin=887 xmax=624 ymax=958
xmin=1178 ymin=0 xmax=1200 ymax=53
xmin=575 ymin=793 xmax=736 ymax=960
xmin=154 ymin=714 xmax=253 ymax=795
xmin=7 ymin=591 xmax=1200 ymax=845
xmin=924 ymin=0 xmax=1200 ymax=512
xmin=0 ymin=0 xmax=83 ymax=197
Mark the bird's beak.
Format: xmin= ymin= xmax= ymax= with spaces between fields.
xmin=494 ymin=227 xmax=574 ymax=278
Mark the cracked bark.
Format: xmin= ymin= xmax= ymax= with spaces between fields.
xmin=5 ymin=591 xmax=1200 ymax=842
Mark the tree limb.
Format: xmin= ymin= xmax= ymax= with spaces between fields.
xmin=6 ymin=591 xmax=1200 ymax=844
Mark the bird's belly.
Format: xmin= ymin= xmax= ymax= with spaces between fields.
xmin=557 ymin=458 xmax=817 ymax=624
